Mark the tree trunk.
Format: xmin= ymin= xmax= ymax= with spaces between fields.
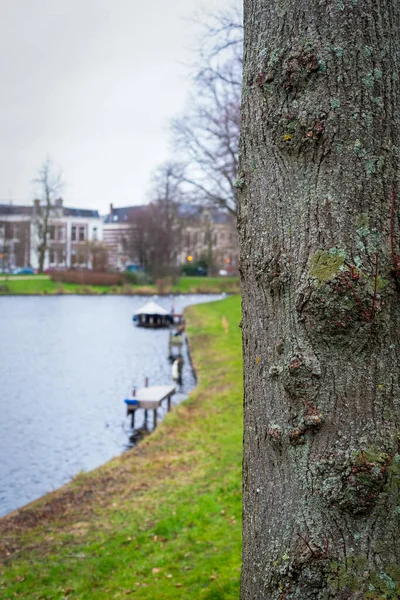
xmin=238 ymin=1 xmax=400 ymax=598
xmin=37 ymin=202 xmax=50 ymax=274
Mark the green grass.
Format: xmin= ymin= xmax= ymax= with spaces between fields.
xmin=0 ymin=277 xmax=61 ymax=295
xmin=0 ymin=275 xmax=240 ymax=296
xmin=0 ymin=295 xmax=243 ymax=599
xmin=171 ymin=276 xmax=240 ymax=294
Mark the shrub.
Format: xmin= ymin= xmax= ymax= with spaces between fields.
xmin=156 ymin=278 xmax=172 ymax=294
xmin=124 ymin=271 xmax=152 ymax=285
xmin=50 ymin=270 xmax=124 ymax=286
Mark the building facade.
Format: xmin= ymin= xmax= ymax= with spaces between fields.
xmin=178 ymin=207 xmax=238 ymax=274
xmin=0 ymin=205 xmax=33 ymax=271
xmin=103 ymin=203 xmax=238 ymax=274
xmin=0 ymin=200 xmax=103 ymax=271
xmin=103 ymin=204 xmax=145 ymax=270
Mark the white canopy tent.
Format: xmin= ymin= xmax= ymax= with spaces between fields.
xmin=133 ymin=300 xmax=173 ymax=328
xmin=133 ymin=300 xmax=170 ymax=316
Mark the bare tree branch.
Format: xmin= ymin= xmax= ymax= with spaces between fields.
xmin=127 ymin=163 xmax=184 ymax=279
xmin=33 ymin=159 xmax=63 ymax=273
xmin=170 ymin=4 xmax=243 ymax=215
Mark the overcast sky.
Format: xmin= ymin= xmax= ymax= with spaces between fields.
xmin=0 ymin=0 xmax=234 ymax=214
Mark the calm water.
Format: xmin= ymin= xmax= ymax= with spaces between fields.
xmin=0 ymin=294 xmax=222 ymax=517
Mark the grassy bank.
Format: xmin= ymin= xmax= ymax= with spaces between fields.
xmin=0 ymin=276 xmax=240 ymax=296
xmin=0 ymin=295 xmax=243 ymax=599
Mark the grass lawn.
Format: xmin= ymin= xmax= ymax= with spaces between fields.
xmin=0 ymin=295 xmax=243 ymax=599
xmin=0 ymin=275 xmax=240 ymax=296
xmin=0 ymin=278 xmax=61 ymax=295
xmin=171 ymin=276 xmax=239 ymax=294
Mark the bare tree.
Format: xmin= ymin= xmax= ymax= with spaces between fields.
xmin=192 ymin=4 xmax=243 ymax=88
xmin=85 ymin=240 xmax=109 ymax=272
xmin=33 ymin=159 xmax=63 ymax=273
xmin=125 ymin=206 xmax=152 ymax=271
xmin=127 ymin=163 xmax=183 ymax=279
xmin=0 ymin=223 xmax=9 ymax=274
xmin=171 ymin=5 xmax=243 ymax=215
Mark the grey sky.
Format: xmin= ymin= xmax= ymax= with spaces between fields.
xmin=0 ymin=0 xmax=233 ymax=214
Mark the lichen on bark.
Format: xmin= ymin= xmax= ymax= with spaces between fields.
xmin=239 ymin=1 xmax=400 ymax=598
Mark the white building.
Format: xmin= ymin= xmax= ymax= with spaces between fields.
xmin=30 ymin=199 xmax=104 ymax=270
xmin=0 ymin=199 xmax=104 ymax=270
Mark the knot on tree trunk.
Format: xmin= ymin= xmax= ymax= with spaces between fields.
xmin=315 ymin=449 xmax=397 ymax=515
xmin=296 ymin=249 xmax=384 ymax=347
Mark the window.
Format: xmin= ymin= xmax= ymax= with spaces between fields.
xmin=58 ymin=250 xmax=66 ymax=265
xmin=92 ymin=227 xmax=97 ymax=241
xmin=79 ymin=226 xmax=85 ymax=242
xmin=71 ymin=226 xmax=77 ymax=241
xmin=48 ymin=225 xmax=55 ymax=241
xmin=49 ymin=249 xmax=55 ymax=264
xmin=57 ymin=226 xmax=64 ymax=242
xmin=13 ymin=224 xmax=19 ymax=239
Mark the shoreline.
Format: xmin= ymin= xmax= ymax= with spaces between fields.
xmin=0 ymin=275 xmax=240 ymax=297
xmin=0 ymin=291 xmax=232 ymax=297
xmin=0 ymin=295 xmax=243 ymax=599
xmin=1 ymin=303 xmax=198 ymax=522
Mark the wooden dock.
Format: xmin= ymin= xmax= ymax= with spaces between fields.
xmin=125 ymin=384 xmax=175 ymax=429
xmin=168 ymin=331 xmax=184 ymax=360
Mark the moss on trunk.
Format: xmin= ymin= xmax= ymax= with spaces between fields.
xmin=239 ymin=1 xmax=400 ymax=598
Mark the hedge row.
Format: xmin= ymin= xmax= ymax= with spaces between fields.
xmin=49 ymin=270 xmax=124 ymax=286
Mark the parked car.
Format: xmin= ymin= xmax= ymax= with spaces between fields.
xmin=125 ymin=264 xmax=144 ymax=273
xmin=12 ymin=267 xmax=35 ymax=275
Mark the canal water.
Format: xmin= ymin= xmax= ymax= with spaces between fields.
xmin=0 ymin=294 xmax=222 ymax=518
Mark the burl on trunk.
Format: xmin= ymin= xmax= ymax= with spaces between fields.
xmin=238 ymin=1 xmax=400 ymax=598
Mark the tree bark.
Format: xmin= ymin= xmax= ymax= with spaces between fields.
xmin=239 ymin=1 xmax=400 ymax=598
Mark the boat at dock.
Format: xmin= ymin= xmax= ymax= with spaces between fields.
xmin=132 ymin=300 xmax=185 ymax=328
xmin=132 ymin=300 xmax=173 ymax=328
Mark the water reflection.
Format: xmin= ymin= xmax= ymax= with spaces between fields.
xmin=0 ymin=294 xmax=222 ymax=517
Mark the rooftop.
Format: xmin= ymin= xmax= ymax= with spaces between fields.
xmin=104 ymin=205 xmax=146 ymax=224
xmin=0 ymin=203 xmax=99 ymax=219
xmin=0 ymin=204 xmax=33 ymax=216
xmin=104 ymin=203 xmax=233 ymax=225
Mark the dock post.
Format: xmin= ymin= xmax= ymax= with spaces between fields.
xmin=154 ymin=409 xmax=158 ymax=428
xmin=144 ymin=379 xmax=149 ymax=429
xmin=131 ymin=387 xmax=137 ymax=428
